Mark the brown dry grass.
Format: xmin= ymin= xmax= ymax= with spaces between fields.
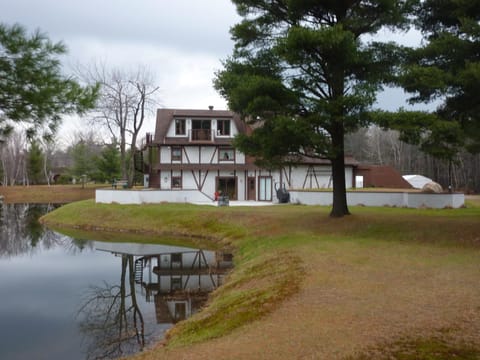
xmin=126 ymin=208 xmax=480 ymax=360
xmin=0 ymin=184 xmax=107 ymax=203
xmin=130 ymin=240 xmax=480 ymax=360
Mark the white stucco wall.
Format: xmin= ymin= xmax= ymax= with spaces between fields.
xmin=160 ymin=147 xmax=170 ymax=162
xmin=96 ymin=189 xmax=465 ymax=208
xmin=289 ymin=191 xmax=465 ymax=209
xmin=200 ymin=147 xmax=216 ymax=163
xmin=96 ymin=189 xmax=213 ymax=204
xmin=285 ymin=165 xmax=353 ymax=189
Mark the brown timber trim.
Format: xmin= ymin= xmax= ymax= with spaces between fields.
xmin=153 ymin=163 xmax=258 ymax=171
xmin=210 ymin=147 xmax=218 ymax=164
xmin=163 ymin=137 xmax=233 ymax=146
xmin=183 ymin=146 xmax=191 ymax=164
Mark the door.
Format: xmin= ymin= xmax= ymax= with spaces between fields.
xmin=247 ymin=177 xmax=256 ymax=200
xmin=258 ymin=176 xmax=272 ymax=201
xmin=216 ymin=177 xmax=237 ymax=200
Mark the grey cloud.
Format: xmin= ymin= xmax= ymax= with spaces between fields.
xmin=1 ymin=0 xmax=240 ymax=56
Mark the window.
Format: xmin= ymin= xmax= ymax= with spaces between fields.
xmin=171 ymin=253 xmax=182 ymax=265
xmin=171 ymin=146 xmax=182 ymax=161
xmin=175 ymin=119 xmax=186 ymax=135
xmin=171 ymin=276 xmax=182 ymax=291
xmin=174 ymin=302 xmax=187 ymax=321
xmin=172 ymin=176 xmax=182 ymax=188
xmin=219 ymin=148 xmax=234 ymax=161
xmin=217 ymin=119 xmax=231 ymax=136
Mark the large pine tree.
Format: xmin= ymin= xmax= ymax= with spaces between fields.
xmin=215 ymin=0 xmax=413 ymax=217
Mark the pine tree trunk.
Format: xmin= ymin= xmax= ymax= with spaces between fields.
xmin=330 ymin=123 xmax=350 ymax=218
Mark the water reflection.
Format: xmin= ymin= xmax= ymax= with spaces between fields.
xmin=0 ymin=204 xmax=233 ymax=360
xmin=79 ymin=242 xmax=233 ymax=359
xmin=0 ymin=203 xmax=90 ymax=258
xmin=77 ymin=254 xmax=146 ymax=359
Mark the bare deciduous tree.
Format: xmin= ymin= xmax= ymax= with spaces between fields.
xmin=0 ymin=131 xmax=27 ymax=185
xmin=79 ymin=63 xmax=160 ymax=186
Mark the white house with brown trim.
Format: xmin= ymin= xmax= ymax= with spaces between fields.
xmin=134 ymin=108 xmax=358 ymax=202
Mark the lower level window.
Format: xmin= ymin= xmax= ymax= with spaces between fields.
xmin=219 ymin=148 xmax=234 ymax=161
xmin=172 ymin=176 xmax=182 ymax=188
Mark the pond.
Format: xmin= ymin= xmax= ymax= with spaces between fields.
xmin=0 ymin=204 xmax=233 ymax=360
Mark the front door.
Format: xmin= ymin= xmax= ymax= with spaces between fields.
xmin=247 ymin=177 xmax=256 ymax=200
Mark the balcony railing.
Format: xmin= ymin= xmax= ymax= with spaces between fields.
xmin=190 ymin=129 xmax=213 ymax=142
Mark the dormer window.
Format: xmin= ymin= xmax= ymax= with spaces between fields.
xmin=217 ymin=119 xmax=231 ymax=136
xmin=175 ymin=119 xmax=186 ymax=136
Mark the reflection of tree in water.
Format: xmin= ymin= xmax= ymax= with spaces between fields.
xmin=0 ymin=203 xmax=92 ymax=258
xmin=24 ymin=204 xmax=47 ymax=246
xmin=78 ymin=255 xmax=145 ymax=360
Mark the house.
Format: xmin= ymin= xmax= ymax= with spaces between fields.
xmin=137 ymin=107 xmax=358 ymax=202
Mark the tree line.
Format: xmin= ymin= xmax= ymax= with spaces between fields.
xmin=0 ymin=130 xmax=130 ymax=186
xmin=346 ymin=127 xmax=480 ymax=193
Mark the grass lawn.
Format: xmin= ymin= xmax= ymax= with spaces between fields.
xmin=39 ymin=196 xmax=480 ymax=360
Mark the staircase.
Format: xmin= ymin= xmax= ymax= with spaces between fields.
xmin=134 ymin=151 xmax=145 ymax=172
xmin=134 ymin=258 xmax=144 ymax=284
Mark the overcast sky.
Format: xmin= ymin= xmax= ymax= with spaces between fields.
xmin=1 ymin=0 xmax=432 ymax=143
xmin=1 ymin=0 xmax=241 ymax=141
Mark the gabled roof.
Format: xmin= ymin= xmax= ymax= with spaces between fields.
xmin=153 ymin=108 xmax=247 ymax=144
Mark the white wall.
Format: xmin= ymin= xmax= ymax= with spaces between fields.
xmin=160 ymin=147 xmax=170 ymax=162
xmin=97 ymin=189 xmax=465 ymax=208
xmin=289 ymin=191 xmax=465 ymax=209
xmin=200 ymin=147 xmax=216 ymax=163
xmin=96 ymin=189 xmax=213 ymax=204
xmin=284 ymin=165 xmax=353 ymax=189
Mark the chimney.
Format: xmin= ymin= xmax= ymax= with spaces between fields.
xmin=208 ymin=105 xmax=214 ymax=110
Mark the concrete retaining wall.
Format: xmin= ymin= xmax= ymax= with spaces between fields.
xmin=96 ymin=189 xmax=465 ymax=209
xmin=289 ymin=191 xmax=465 ymax=209
xmin=96 ymin=189 xmax=212 ymax=205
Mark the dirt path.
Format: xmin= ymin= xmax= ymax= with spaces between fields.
xmin=132 ymin=239 xmax=480 ymax=360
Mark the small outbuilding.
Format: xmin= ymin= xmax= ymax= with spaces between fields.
xmin=355 ymin=165 xmax=413 ymax=189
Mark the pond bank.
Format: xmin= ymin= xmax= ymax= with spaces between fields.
xmin=41 ymin=199 xmax=480 ymax=359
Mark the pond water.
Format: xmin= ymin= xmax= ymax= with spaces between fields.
xmin=0 ymin=204 xmax=233 ymax=360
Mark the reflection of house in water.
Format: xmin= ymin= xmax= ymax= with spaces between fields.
xmin=94 ymin=241 xmax=233 ymax=324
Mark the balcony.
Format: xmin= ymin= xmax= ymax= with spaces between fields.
xmin=190 ymin=129 xmax=213 ymax=142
